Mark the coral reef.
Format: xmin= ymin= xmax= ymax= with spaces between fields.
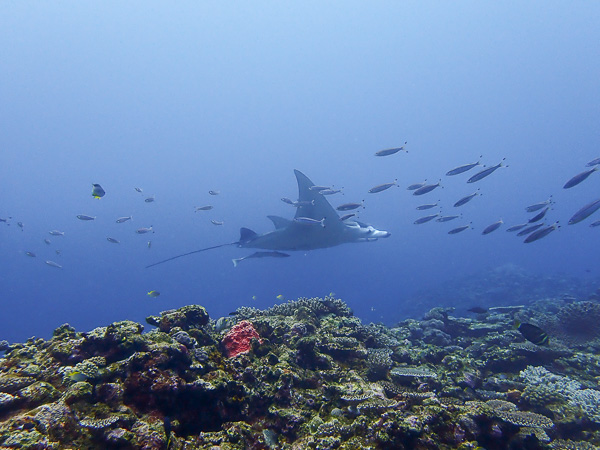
xmin=1 ymin=295 xmax=600 ymax=448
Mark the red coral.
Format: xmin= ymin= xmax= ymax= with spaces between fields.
xmin=222 ymin=321 xmax=262 ymax=358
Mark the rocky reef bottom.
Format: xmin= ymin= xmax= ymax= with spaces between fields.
xmin=1 ymin=294 xmax=600 ymax=449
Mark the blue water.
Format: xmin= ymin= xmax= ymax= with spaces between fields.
xmin=1 ymin=2 xmax=599 ymax=343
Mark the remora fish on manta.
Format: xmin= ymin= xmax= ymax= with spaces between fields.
xmin=146 ymin=170 xmax=391 ymax=268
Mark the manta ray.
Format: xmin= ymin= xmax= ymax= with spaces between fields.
xmin=146 ymin=170 xmax=391 ymax=268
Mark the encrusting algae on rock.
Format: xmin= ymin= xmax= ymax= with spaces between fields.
xmin=1 ymin=294 xmax=600 ymax=448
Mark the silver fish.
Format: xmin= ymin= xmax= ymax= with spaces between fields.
xmin=281 ymin=197 xmax=294 ymax=205
xmin=482 ymin=219 xmax=503 ymax=235
xmin=45 ymin=260 xmax=62 ymax=269
xmin=336 ymin=202 xmax=364 ymax=211
xmin=134 ymin=187 xmax=143 ymax=193
xmin=136 ymin=226 xmax=154 ymax=234
xmin=448 ymin=224 xmax=471 ymax=234
xmin=339 ymin=213 xmax=356 ymax=221
xmin=590 ymin=220 xmax=600 ymax=228
xmin=309 ymin=185 xmax=331 ymax=192
xmin=436 ymin=215 xmax=460 ymax=222
xmin=116 ymin=216 xmax=133 ymax=223
xmin=144 ymin=196 xmax=155 ymax=203
xmin=563 ymin=167 xmax=598 ymax=189
xmin=416 ymin=203 xmax=438 ymax=210
xmin=211 ymin=220 xmax=224 ymax=226
xmin=525 ymin=197 xmax=553 ymax=212
xmin=446 ymin=157 xmax=482 ymax=176
xmin=44 ymin=238 xmax=51 ymax=245
xmin=17 ymin=222 xmax=24 ymax=230
xmin=320 ymin=188 xmax=342 ymax=195
xmin=524 ymin=222 xmax=559 ymax=243
xmin=76 ymin=214 xmax=96 ymax=221
xmin=516 ymin=222 xmax=545 ymax=236
xmin=369 ymin=181 xmax=397 ymax=194
xmin=106 ymin=237 xmax=120 ymax=244
xmin=506 ymin=223 xmax=528 ymax=232
xmin=375 ymin=142 xmax=407 ymax=157
xmin=49 ymin=230 xmax=64 ymax=236
xmin=232 ymin=251 xmax=290 ymax=267
xmin=147 ymin=241 xmax=152 ymax=249
xmin=291 ymin=200 xmax=314 ymax=207
xmin=407 ymin=182 xmax=427 ymax=191
xmin=195 ymin=205 xmax=213 ymax=211
xmin=294 ymin=217 xmax=325 ymax=227
xmin=453 ymin=190 xmax=480 ymax=207
xmin=414 ymin=214 xmax=439 ymax=224
xmin=55 ymin=250 xmax=61 ymax=255
xmin=586 ymin=157 xmax=600 ymax=167
xmin=208 ymin=190 xmax=220 ymax=195
xmin=25 ymin=251 xmax=36 ymax=257
xmin=413 ymin=181 xmax=442 ymax=196
xmin=528 ymin=206 xmax=550 ymax=223
xmin=568 ymin=199 xmax=600 ymax=225
xmin=0 ymin=216 xmax=11 ymax=223
xmin=467 ymin=158 xmax=506 ymax=183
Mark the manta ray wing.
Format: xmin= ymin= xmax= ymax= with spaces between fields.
xmin=293 ymin=169 xmax=342 ymax=230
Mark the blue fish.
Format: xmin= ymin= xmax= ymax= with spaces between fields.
xmin=467 ymin=158 xmax=507 ymax=183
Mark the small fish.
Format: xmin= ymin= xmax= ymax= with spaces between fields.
xmin=17 ymin=222 xmax=24 ymax=230
xmin=506 ymin=223 xmax=528 ymax=232
xmin=563 ymin=167 xmax=598 ymax=189
xmin=436 ymin=215 xmax=460 ymax=222
xmin=147 ymin=290 xmax=160 ymax=297
xmin=25 ymin=252 xmax=36 ymax=257
xmin=467 ymin=158 xmax=507 ymax=183
xmin=416 ymin=203 xmax=438 ymax=210
xmin=0 ymin=216 xmax=11 ymax=223
xmin=524 ymin=221 xmax=559 ymax=243
xmin=164 ymin=416 xmax=172 ymax=450
xmin=525 ymin=197 xmax=553 ymax=213
xmin=590 ymin=220 xmax=600 ymax=228
xmin=467 ymin=306 xmax=487 ymax=314
xmin=368 ymin=180 xmax=397 ymax=194
xmin=232 ymin=251 xmax=290 ymax=267
xmin=44 ymin=238 xmax=51 ymax=245
xmin=413 ymin=181 xmax=442 ymax=196
xmin=92 ymin=183 xmax=105 ymax=199
xmin=252 ymin=295 xmax=257 ymax=301
xmin=147 ymin=241 xmax=152 ymax=249
xmin=339 ymin=213 xmax=356 ymax=221
xmin=407 ymin=181 xmax=427 ymax=191
xmin=55 ymin=250 xmax=61 ymax=255
xmin=135 ymin=226 xmax=154 ymax=234
xmin=276 ymin=294 xmax=285 ymax=300
xmin=211 ymin=220 xmax=224 ymax=226
xmin=45 ymin=260 xmax=62 ymax=269
xmin=195 ymin=205 xmax=213 ymax=211
xmin=414 ymin=214 xmax=439 ymax=224
xmin=134 ymin=187 xmax=143 ymax=193
xmin=453 ymin=190 xmax=480 ymax=207
xmin=516 ymin=222 xmax=545 ymax=236
xmin=106 ymin=237 xmax=120 ymax=244
xmin=375 ymin=142 xmax=407 ymax=157
xmin=294 ymin=217 xmax=325 ymax=227
xmin=116 ymin=216 xmax=132 ymax=223
xmin=320 ymin=188 xmax=342 ymax=195
xmin=448 ymin=223 xmax=472 ymax=234
xmin=309 ymin=185 xmax=331 ymax=192
xmin=586 ymin=157 xmax=600 ymax=167
xmin=336 ymin=202 xmax=364 ymax=211
xmin=49 ymin=230 xmax=65 ymax=236
xmin=568 ymin=199 xmax=600 ymax=225
xmin=281 ymin=198 xmax=314 ymax=207
xmin=76 ymin=214 xmax=96 ymax=221
xmin=446 ymin=156 xmax=483 ymax=176
xmin=208 ymin=190 xmax=220 ymax=195
xmin=482 ymin=219 xmax=503 ymax=235
xmin=528 ymin=206 xmax=550 ymax=223
xmin=67 ymin=371 xmax=88 ymax=382
xmin=515 ymin=321 xmax=549 ymax=346
xmin=144 ymin=195 xmax=155 ymax=203
xmin=281 ymin=197 xmax=294 ymax=205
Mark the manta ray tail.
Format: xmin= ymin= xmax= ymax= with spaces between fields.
xmin=146 ymin=228 xmax=258 ymax=269
xmin=145 ymin=242 xmax=236 ymax=268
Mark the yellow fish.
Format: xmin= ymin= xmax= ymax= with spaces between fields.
xmin=276 ymin=294 xmax=284 ymax=301
xmin=147 ymin=290 xmax=160 ymax=298
xmin=67 ymin=371 xmax=88 ymax=382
